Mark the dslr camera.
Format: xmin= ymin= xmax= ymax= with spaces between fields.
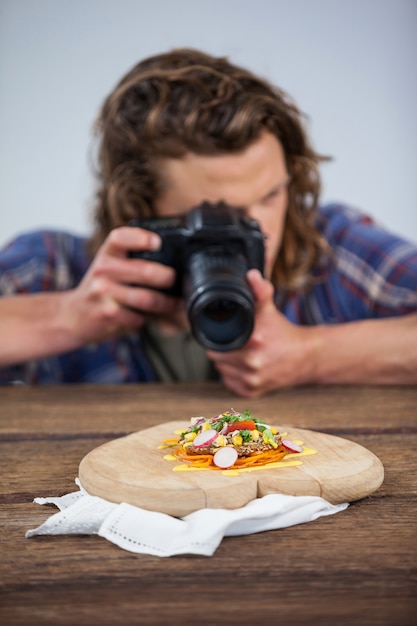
xmin=129 ymin=201 xmax=265 ymax=351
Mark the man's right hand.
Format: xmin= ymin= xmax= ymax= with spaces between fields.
xmin=0 ymin=226 xmax=182 ymax=367
xmin=61 ymin=226 xmax=181 ymax=345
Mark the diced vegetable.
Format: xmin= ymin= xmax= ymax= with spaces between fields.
xmin=190 ymin=416 xmax=205 ymax=426
xmin=262 ymin=428 xmax=278 ymax=448
xmin=250 ymin=430 xmax=260 ymax=441
xmin=225 ymin=420 xmax=256 ymax=433
xmin=240 ymin=429 xmax=253 ymax=443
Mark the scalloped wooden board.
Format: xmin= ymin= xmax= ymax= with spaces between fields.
xmin=78 ymin=421 xmax=384 ymax=517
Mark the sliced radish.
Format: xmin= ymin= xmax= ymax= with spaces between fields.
xmin=193 ymin=429 xmax=218 ymax=449
xmin=213 ymin=447 xmax=238 ymax=469
xmin=282 ymin=439 xmax=303 ymax=453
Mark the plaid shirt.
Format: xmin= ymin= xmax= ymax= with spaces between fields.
xmin=1 ymin=204 xmax=416 ymax=384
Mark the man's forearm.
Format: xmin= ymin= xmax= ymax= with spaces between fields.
xmin=0 ymin=293 xmax=81 ymax=366
xmin=310 ymin=312 xmax=417 ymax=385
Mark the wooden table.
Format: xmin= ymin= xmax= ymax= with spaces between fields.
xmin=1 ymin=383 xmax=416 ymax=625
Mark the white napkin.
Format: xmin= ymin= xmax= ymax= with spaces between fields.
xmin=26 ymin=479 xmax=348 ymax=557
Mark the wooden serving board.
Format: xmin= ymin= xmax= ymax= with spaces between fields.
xmin=78 ymin=421 xmax=384 ymax=517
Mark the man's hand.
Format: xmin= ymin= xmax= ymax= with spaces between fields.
xmin=61 ymin=226 xmax=184 ymax=345
xmin=0 ymin=226 xmax=186 ymax=367
xmin=209 ymin=269 xmax=417 ymax=396
xmin=207 ymin=269 xmax=317 ymax=397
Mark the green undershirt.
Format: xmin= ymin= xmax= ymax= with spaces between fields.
xmin=141 ymin=321 xmax=217 ymax=382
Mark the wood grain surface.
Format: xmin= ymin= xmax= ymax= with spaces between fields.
xmin=79 ymin=422 xmax=384 ymax=514
xmin=1 ymin=383 xmax=416 ymax=626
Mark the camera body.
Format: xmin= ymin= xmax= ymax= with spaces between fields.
xmin=129 ymin=201 xmax=265 ymax=351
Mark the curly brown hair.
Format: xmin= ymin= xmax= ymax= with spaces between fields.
xmin=91 ymin=48 xmax=330 ymax=290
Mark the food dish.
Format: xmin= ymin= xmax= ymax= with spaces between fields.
xmin=163 ymin=409 xmax=304 ymax=470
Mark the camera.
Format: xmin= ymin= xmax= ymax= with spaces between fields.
xmin=129 ymin=201 xmax=265 ymax=351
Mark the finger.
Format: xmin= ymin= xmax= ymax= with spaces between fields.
xmin=101 ymin=226 xmax=161 ymax=258
xmin=217 ymin=369 xmax=263 ymax=398
xmin=211 ymin=353 xmax=262 ymax=381
xmin=109 ymin=282 xmax=180 ymax=316
xmin=81 ymin=291 xmax=145 ymax=339
xmin=91 ymin=255 xmax=176 ymax=290
xmin=207 ymin=349 xmax=241 ymax=368
xmin=103 ymin=306 xmax=145 ymax=335
xmin=116 ymin=305 xmax=146 ymax=330
xmin=246 ymin=268 xmax=275 ymax=306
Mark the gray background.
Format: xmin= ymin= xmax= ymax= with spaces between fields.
xmin=1 ymin=0 xmax=416 ymax=247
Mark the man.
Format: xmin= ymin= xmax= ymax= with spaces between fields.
xmin=1 ymin=48 xmax=416 ymax=395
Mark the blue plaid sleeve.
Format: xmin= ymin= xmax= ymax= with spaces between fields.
xmin=0 ymin=230 xmax=156 ymax=384
xmin=306 ymin=205 xmax=417 ymax=323
xmin=0 ymin=230 xmax=89 ymax=295
xmin=315 ymin=205 xmax=417 ymax=322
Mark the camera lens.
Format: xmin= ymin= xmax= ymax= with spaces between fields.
xmin=204 ymin=299 xmax=239 ymax=323
xmin=184 ymin=250 xmax=255 ymax=351
xmin=190 ymin=291 xmax=254 ymax=350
